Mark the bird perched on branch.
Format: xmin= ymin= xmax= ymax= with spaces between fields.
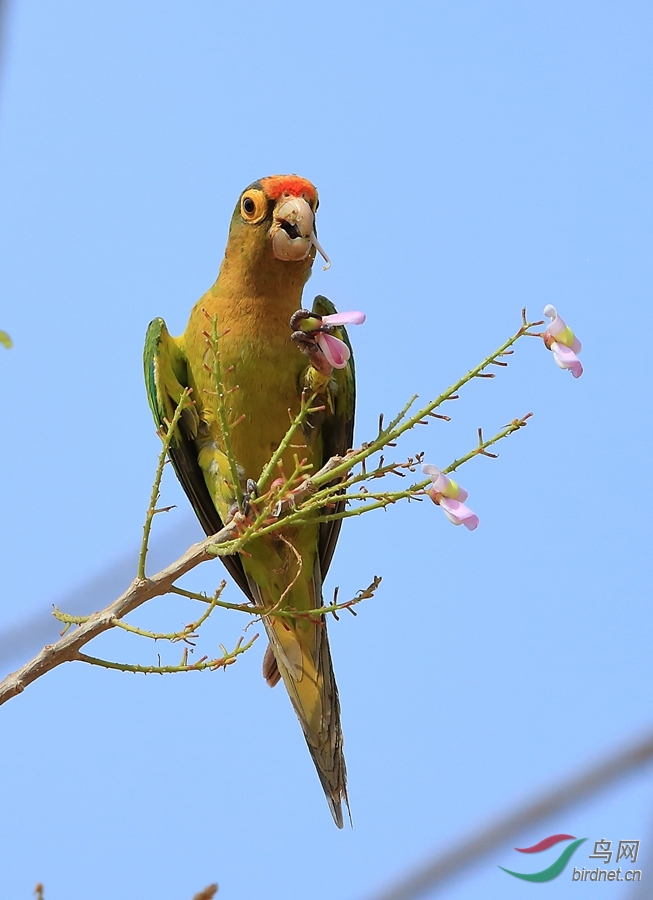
xmin=144 ymin=175 xmax=356 ymax=827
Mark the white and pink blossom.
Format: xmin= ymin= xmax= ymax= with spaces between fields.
xmin=543 ymin=305 xmax=583 ymax=378
xmin=422 ymin=464 xmax=479 ymax=531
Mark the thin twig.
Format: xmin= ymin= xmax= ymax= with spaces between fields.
xmin=55 ymin=586 xmax=225 ymax=643
xmin=77 ymin=635 xmax=257 ymax=674
xmin=256 ymin=390 xmax=318 ymax=494
xmin=181 ymin=577 xmax=382 ymax=622
xmin=206 ymin=314 xmax=244 ymax=511
xmin=257 ymin=415 xmax=532 ymax=533
xmin=138 ymin=388 xmax=192 ymax=579
xmin=305 ymin=315 xmax=540 ymax=490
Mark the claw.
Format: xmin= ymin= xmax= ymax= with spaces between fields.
xmin=225 ymin=480 xmax=260 ymax=523
xmin=290 ymin=309 xmax=322 ymax=332
xmin=246 ymin=478 xmax=258 ymax=497
xmin=291 ymin=330 xmax=332 ymax=375
xmin=242 ymin=480 xmax=260 ymax=519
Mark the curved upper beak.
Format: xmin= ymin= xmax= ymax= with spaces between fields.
xmin=270 ymin=196 xmax=331 ymax=270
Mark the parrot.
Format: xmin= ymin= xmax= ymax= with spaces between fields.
xmin=143 ymin=175 xmax=356 ymax=827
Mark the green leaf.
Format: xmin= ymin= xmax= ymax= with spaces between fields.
xmin=0 ymin=331 xmax=12 ymax=349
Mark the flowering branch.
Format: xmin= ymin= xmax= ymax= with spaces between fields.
xmin=0 ymin=308 xmax=569 ymax=706
xmin=270 ymin=415 xmax=532 ymax=530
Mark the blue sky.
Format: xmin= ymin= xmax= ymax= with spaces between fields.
xmin=0 ymin=2 xmax=652 ymax=898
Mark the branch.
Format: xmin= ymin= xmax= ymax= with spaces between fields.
xmin=192 ymin=886 xmax=218 ymax=900
xmin=255 ymin=415 xmax=532 ymax=532
xmin=181 ymin=575 xmax=382 ymax=622
xmin=302 ymin=311 xmax=541 ymax=490
xmin=0 ymin=518 xmax=244 ymax=707
xmin=77 ymin=634 xmax=257 ymax=674
xmin=0 ymin=312 xmax=538 ymax=705
xmin=54 ymin=582 xmax=226 ymax=642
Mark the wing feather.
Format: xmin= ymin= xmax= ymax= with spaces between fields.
xmin=311 ymin=296 xmax=356 ymax=578
xmin=143 ymin=318 xmax=253 ymax=601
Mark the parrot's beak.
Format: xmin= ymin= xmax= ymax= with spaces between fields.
xmin=270 ymin=196 xmax=331 ymax=270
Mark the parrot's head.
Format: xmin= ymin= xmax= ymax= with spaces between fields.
xmin=225 ymin=175 xmax=330 ymax=283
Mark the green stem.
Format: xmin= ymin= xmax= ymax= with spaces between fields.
xmin=76 ymin=634 xmax=258 ymax=674
xmin=169 ymin=584 xmax=258 ymax=614
xmin=175 ymin=574 xmax=382 ymax=621
xmin=205 ymin=315 xmax=536 ymax=552
xmin=256 ymin=390 xmax=318 ymax=494
xmin=209 ymin=315 xmax=244 ymax=511
xmin=309 ymin=318 xmax=538 ymax=489
xmin=54 ymin=587 xmax=225 ymax=642
xmin=254 ymin=414 xmax=531 ymax=533
xmin=138 ymin=389 xmax=191 ymax=579
xmin=52 ymin=608 xmax=89 ymax=626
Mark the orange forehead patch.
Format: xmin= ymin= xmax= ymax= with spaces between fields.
xmin=260 ymin=175 xmax=318 ymax=202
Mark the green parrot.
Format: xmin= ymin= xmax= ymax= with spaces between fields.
xmin=143 ymin=175 xmax=356 ymax=827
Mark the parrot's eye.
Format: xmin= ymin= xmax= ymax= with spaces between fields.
xmin=240 ymin=190 xmax=267 ymax=223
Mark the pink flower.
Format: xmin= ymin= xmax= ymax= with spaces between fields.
xmin=315 ymin=311 xmax=366 ymax=370
xmin=321 ymin=311 xmax=366 ymax=327
xmin=543 ymin=305 xmax=583 ymax=378
xmin=422 ymin=464 xmax=479 ymax=531
xmin=316 ymin=332 xmax=351 ymax=368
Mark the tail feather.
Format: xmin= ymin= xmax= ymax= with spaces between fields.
xmin=246 ymin=572 xmax=349 ymax=828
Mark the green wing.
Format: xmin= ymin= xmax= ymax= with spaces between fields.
xmin=311 ymin=296 xmax=356 ymax=578
xmin=143 ymin=318 xmax=253 ymax=600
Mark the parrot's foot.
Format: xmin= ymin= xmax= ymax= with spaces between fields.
xmin=290 ymin=308 xmax=323 ymax=332
xmin=290 ymin=308 xmax=333 ymax=376
xmin=224 ymin=479 xmax=259 ymax=526
xmin=291 ymin=331 xmax=332 ymax=376
xmin=242 ymin=478 xmax=258 ymax=518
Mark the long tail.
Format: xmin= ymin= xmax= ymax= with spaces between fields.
xmin=246 ymin=568 xmax=349 ymax=828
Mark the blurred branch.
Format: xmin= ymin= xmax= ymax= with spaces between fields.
xmin=363 ymin=731 xmax=653 ymax=900
xmin=192 ymin=886 xmax=218 ymax=900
